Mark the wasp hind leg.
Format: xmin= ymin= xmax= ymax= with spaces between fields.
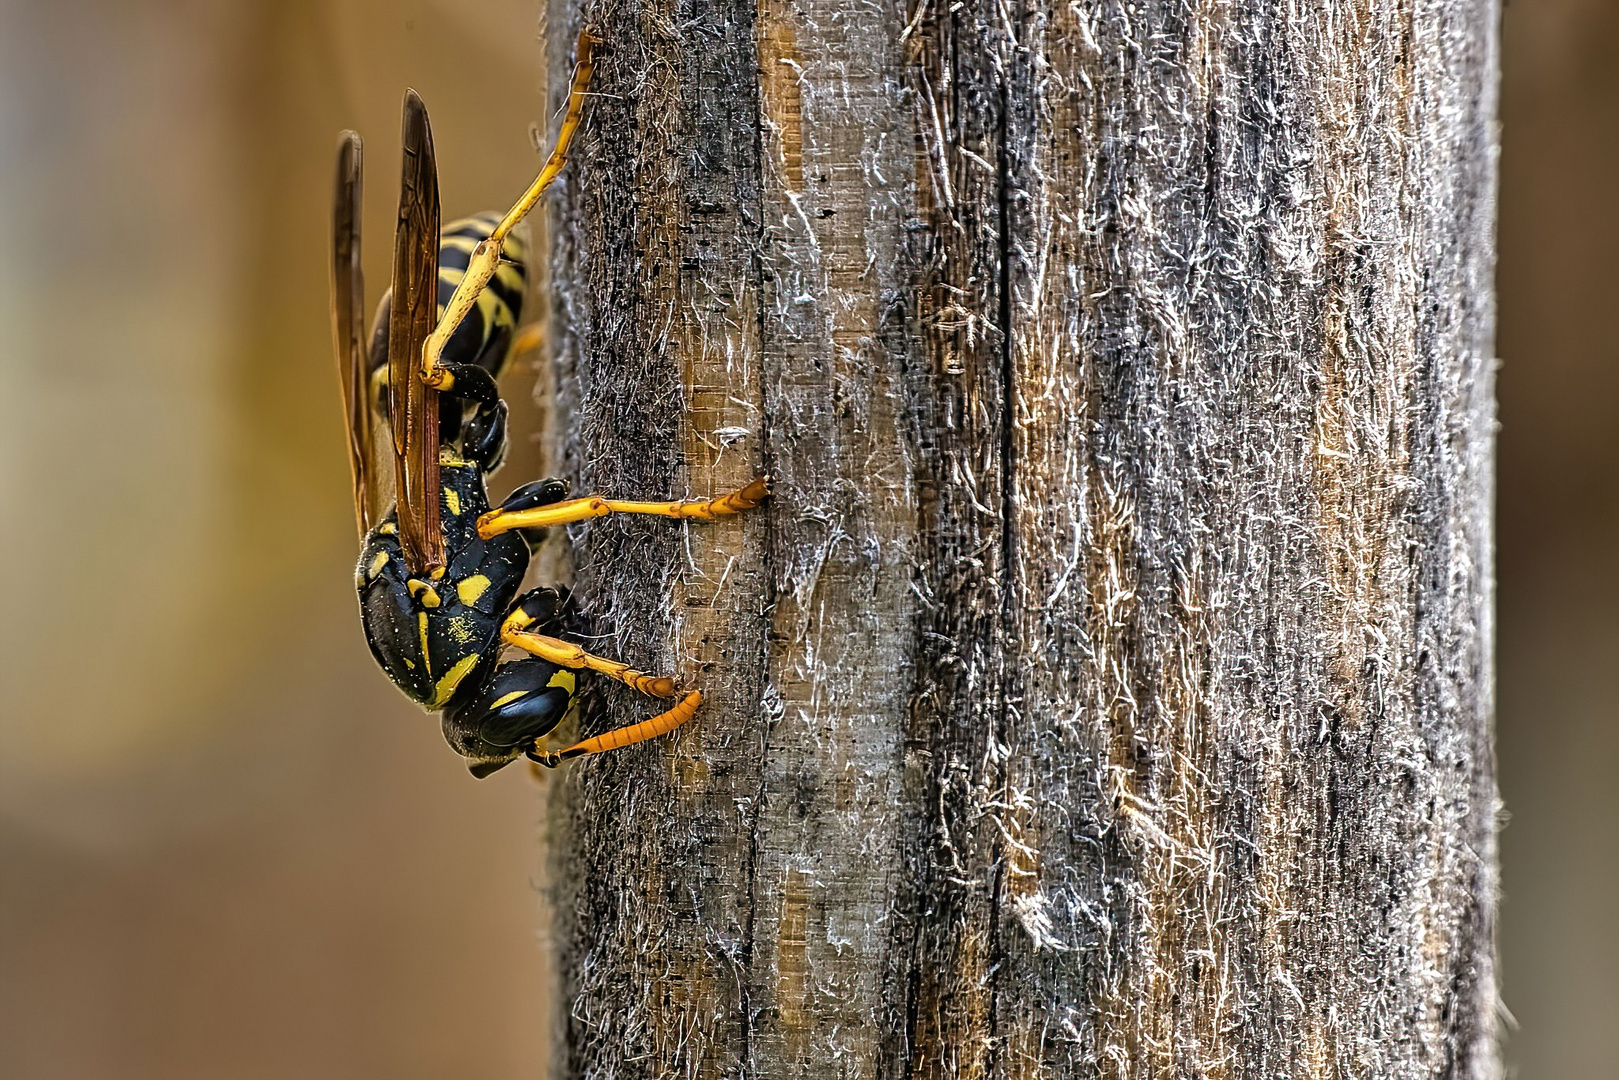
xmin=499 ymin=588 xmax=702 ymax=768
xmin=440 ymin=362 xmax=509 ymax=471
xmin=420 ymin=35 xmax=594 ymax=392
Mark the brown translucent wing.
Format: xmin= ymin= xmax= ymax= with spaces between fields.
xmin=330 ymin=130 xmax=378 ymax=540
xmin=388 ymin=89 xmax=444 ymax=573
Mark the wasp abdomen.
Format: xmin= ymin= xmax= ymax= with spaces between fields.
xmin=434 ymin=213 xmax=528 ymax=379
xmin=363 ymin=213 xmax=529 ymax=403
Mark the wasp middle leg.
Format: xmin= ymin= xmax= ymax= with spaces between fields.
xmin=476 ymin=476 xmax=770 ymax=539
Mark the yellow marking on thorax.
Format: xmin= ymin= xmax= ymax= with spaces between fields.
xmin=377 ymin=522 xmax=397 ymax=536
xmin=367 ymin=550 xmax=390 ymax=579
xmin=445 ymin=488 xmax=461 ymax=516
xmin=491 ymin=690 xmax=527 ymax=710
xmin=456 ymin=574 xmax=491 ymax=606
xmin=407 ymin=579 xmax=442 ymax=608
xmin=547 ymin=669 xmax=577 ymax=695
xmin=430 ymin=654 xmax=480 ymax=708
xmin=418 ymin=612 xmax=431 ymax=674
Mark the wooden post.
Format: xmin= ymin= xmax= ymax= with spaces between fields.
xmin=536 ymin=0 xmax=1500 ymax=1074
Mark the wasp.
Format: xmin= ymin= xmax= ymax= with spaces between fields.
xmin=330 ymin=35 xmax=768 ymax=778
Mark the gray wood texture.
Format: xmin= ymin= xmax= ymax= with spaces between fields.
xmin=534 ymin=0 xmax=1501 ymax=1075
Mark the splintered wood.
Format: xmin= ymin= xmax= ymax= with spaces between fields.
xmin=537 ymin=0 xmax=1500 ymax=1075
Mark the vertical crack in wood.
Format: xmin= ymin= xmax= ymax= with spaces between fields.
xmin=986 ymin=3 xmax=1023 ymax=1075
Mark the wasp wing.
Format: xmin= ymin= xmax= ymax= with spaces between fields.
xmin=330 ymin=130 xmax=382 ymax=541
xmin=388 ymin=90 xmax=444 ymax=573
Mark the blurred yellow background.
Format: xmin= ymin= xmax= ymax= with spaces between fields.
xmin=1495 ymin=0 xmax=1619 ymax=1074
xmin=1 ymin=2 xmax=561 ymax=1076
xmin=0 ymin=0 xmax=1611 ymax=1077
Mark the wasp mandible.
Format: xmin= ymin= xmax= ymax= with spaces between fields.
xmin=330 ymin=35 xmax=768 ymax=777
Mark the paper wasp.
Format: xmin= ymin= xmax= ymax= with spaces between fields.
xmin=330 ymin=35 xmax=768 ymax=777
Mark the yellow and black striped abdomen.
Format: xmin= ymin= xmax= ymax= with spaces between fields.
xmin=435 ymin=211 xmax=529 ymax=380
xmin=361 ymin=213 xmax=530 ymax=420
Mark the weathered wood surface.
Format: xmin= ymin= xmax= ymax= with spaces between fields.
xmin=533 ymin=0 xmax=1500 ymax=1075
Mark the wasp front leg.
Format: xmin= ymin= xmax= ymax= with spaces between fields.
xmin=498 ymin=588 xmax=703 ymax=768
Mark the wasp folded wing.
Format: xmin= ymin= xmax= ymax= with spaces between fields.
xmin=330 ymin=130 xmax=385 ymax=540
xmin=388 ymin=90 xmax=444 ymax=573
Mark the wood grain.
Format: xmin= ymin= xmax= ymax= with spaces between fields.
xmin=537 ymin=0 xmax=1500 ymax=1075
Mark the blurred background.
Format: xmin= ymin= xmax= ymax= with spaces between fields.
xmin=0 ymin=2 xmax=562 ymax=1077
xmin=0 ymin=0 xmax=1611 ymax=1077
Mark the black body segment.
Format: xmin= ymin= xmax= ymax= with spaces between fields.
xmin=446 ymin=657 xmax=575 ymax=776
xmin=355 ymin=454 xmax=581 ymax=775
xmin=356 ymin=461 xmax=531 ymax=710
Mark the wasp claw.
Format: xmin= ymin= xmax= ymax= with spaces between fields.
xmin=526 ymin=748 xmax=561 ymax=768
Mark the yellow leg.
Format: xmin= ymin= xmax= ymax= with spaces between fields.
xmin=478 ymin=476 xmax=770 ymax=539
xmin=421 ymin=33 xmax=595 ymax=390
xmin=503 ymin=628 xmax=678 ymax=698
xmin=500 ymin=604 xmax=703 ymax=767
xmin=500 ymin=607 xmax=680 ymax=697
xmin=528 ymin=691 xmax=703 ymax=768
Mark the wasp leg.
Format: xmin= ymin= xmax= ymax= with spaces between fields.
xmin=420 ymin=35 xmax=594 ymax=390
xmin=438 ymin=360 xmax=499 ymax=409
xmin=526 ymin=691 xmax=702 ymax=768
xmin=500 ymin=477 xmax=570 ymax=513
xmin=505 ymin=585 xmax=567 ymax=632
xmin=501 ymin=625 xmax=677 ymax=698
xmin=461 ymin=400 xmax=509 ymax=472
xmin=501 ymin=587 xmax=672 ymax=694
xmin=493 ymin=478 xmax=570 ymax=548
xmin=477 ymin=476 xmax=770 ymax=539
xmin=498 ymin=587 xmax=702 ymax=766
